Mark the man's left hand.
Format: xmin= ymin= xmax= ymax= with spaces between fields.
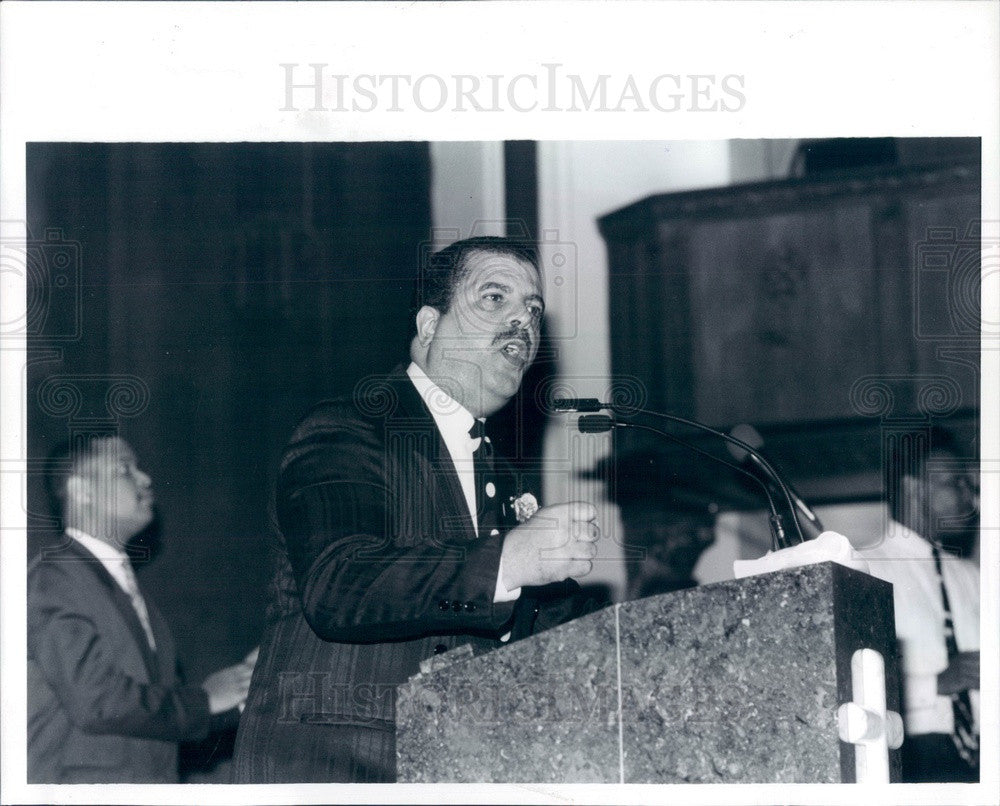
xmin=938 ymin=650 xmax=979 ymax=696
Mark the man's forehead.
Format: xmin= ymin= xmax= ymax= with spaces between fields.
xmin=461 ymin=250 xmax=542 ymax=291
xmin=927 ymin=449 xmax=966 ymax=470
xmin=76 ymin=437 xmax=136 ymax=470
xmin=925 ymin=450 xmax=974 ymax=481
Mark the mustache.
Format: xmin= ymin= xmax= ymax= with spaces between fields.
xmin=491 ymin=326 xmax=533 ymax=352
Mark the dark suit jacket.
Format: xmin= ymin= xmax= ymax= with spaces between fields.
xmin=27 ymin=539 xmax=212 ymax=783
xmin=232 ymin=370 xmax=600 ymax=782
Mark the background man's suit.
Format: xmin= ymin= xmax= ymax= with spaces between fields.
xmin=232 ymin=369 xmax=595 ymax=782
xmin=27 ymin=539 xmax=213 ymax=783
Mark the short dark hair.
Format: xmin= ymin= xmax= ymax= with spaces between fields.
xmin=407 ymin=236 xmax=539 ymax=342
xmin=883 ymin=425 xmax=963 ymax=522
xmin=44 ymin=434 xmax=115 ymax=519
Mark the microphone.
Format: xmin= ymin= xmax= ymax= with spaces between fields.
xmin=553 ymin=398 xmax=605 ymax=413
xmin=577 ymin=414 xmax=615 ymax=433
xmin=726 ymin=424 xmax=824 ymax=540
xmin=573 ymin=414 xmax=792 ymax=551
xmin=564 ymin=403 xmax=810 ymax=548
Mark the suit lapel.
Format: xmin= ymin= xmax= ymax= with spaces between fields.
xmin=393 ymin=370 xmax=479 ymax=543
xmin=145 ymin=599 xmax=176 ymax=684
xmin=62 ymin=539 xmax=160 ymax=681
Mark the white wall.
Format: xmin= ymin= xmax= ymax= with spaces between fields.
xmin=729 ymin=139 xmax=800 ymax=184
xmin=536 ymin=141 xmax=732 ymax=600
xmin=429 ymin=141 xmax=505 ymax=245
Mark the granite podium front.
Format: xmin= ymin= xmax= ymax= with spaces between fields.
xmin=396 ymin=562 xmax=900 ymax=783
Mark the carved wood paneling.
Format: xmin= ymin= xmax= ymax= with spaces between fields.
xmin=599 ymin=157 xmax=981 ymax=499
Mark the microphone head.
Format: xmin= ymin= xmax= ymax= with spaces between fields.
xmin=577 ymin=415 xmax=616 ymax=434
xmin=553 ymin=398 xmax=603 ymax=413
xmin=727 ymin=423 xmax=765 ymax=463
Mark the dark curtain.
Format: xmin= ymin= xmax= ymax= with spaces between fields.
xmin=26 ymin=142 xmax=432 ymax=682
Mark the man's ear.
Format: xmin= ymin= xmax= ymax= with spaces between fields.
xmin=415 ymin=306 xmax=439 ymax=347
xmin=65 ymin=475 xmax=92 ymax=506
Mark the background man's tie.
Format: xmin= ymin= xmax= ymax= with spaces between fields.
xmin=931 ymin=544 xmax=978 ymax=769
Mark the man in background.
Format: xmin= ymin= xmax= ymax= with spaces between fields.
xmin=28 ymin=435 xmax=254 ymax=783
xmin=855 ymin=427 xmax=980 ymax=783
xmin=584 ymin=449 xmax=724 ymax=600
xmin=233 ymin=236 xmax=602 ymax=782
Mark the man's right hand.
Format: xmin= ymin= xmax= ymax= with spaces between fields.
xmin=500 ymin=501 xmax=599 ymax=591
xmin=938 ymin=650 xmax=979 ymax=696
xmin=202 ymin=655 xmax=255 ymax=715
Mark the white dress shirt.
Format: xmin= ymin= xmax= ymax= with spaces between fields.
xmin=854 ymin=520 xmax=980 ymax=735
xmin=406 ymin=362 xmax=521 ymax=603
xmin=66 ymin=527 xmax=157 ymax=650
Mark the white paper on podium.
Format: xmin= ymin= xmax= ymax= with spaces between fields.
xmin=733 ymin=531 xmax=870 ymax=579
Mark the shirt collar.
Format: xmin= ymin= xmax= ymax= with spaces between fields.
xmin=406 ymin=361 xmax=479 ymax=442
xmin=66 ymin=527 xmax=130 ymax=565
xmin=877 ymin=519 xmax=935 ymax=557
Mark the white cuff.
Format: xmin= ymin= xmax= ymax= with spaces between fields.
xmin=902 ymin=672 xmax=955 ymax=735
xmin=905 ymin=671 xmax=942 ymax=712
xmin=493 ymin=559 xmax=522 ymax=603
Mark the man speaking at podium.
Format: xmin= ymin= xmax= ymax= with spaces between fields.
xmin=233 ymin=237 xmax=602 ymax=782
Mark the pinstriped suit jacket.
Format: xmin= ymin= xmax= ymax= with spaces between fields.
xmin=232 ymin=369 xmax=589 ymax=782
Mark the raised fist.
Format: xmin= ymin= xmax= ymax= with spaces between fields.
xmin=500 ymin=501 xmax=599 ymax=590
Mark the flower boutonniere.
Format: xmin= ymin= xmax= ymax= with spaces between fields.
xmin=509 ymin=492 xmax=539 ymax=524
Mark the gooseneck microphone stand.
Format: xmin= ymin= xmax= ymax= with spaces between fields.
xmin=559 ymin=400 xmax=808 ymax=551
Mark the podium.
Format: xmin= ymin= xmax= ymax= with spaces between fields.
xmin=396 ymin=562 xmax=900 ymax=783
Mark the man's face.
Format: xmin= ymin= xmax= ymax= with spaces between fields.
xmin=73 ymin=437 xmax=155 ymax=545
xmin=925 ymin=450 xmax=978 ymax=551
xmin=419 ymin=250 xmax=543 ymax=417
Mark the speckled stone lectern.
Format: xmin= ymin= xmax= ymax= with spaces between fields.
xmin=396 ymin=562 xmax=900 ymax=783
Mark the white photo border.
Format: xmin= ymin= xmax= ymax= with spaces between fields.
xmin=1 ymin=2 xmax=997 ymax=804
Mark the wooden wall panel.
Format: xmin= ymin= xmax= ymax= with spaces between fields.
xmin=599 ymin=157 xmax=981 ymax=501
xmin=685 ymin=204 xmax=879 ymax=424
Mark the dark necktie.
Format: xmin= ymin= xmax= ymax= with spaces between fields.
xmin=931 ymin=544 xmax=979 ymax=769
xmin=469 ymin=420 xmax=501 ymax=538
